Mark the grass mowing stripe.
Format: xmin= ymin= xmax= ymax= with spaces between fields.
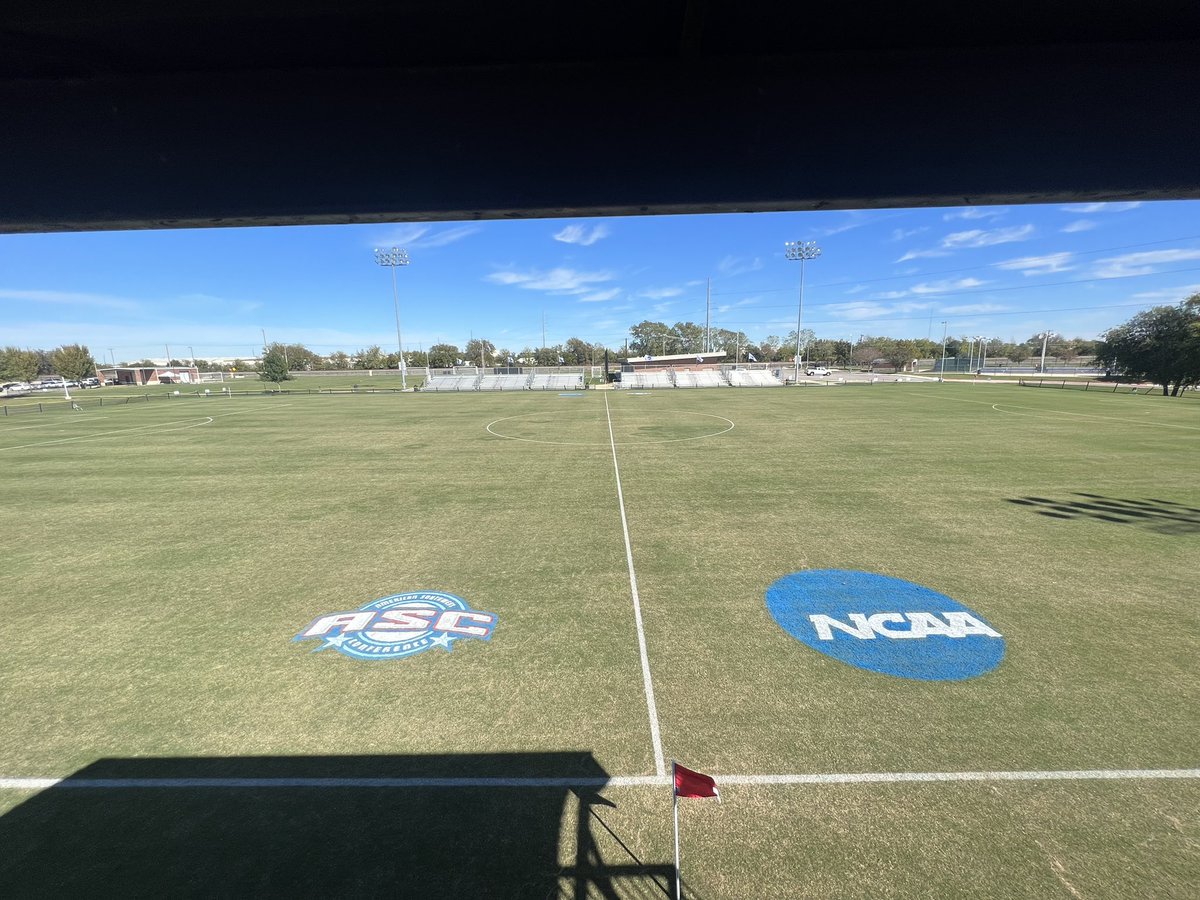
xmin=605 ymin=391 xmax=666 ymax=777
xmin=4 ymin=769 xmax=1196 ymax=791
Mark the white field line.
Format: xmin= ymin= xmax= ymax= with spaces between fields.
xmin=0 ymin=403 xmax=298 ymax=452
xmin=915 ymin=391 xmax=1200 ymax=431
xmin=604 ymin=391 xmax=666 ymax=778
xmin=2 ymin=769 xmax=1197 ymax=791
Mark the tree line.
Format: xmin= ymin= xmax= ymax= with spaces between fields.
xmin=10 ymin=297 xmax=1196 ymax=395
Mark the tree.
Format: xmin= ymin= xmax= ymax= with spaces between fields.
xmin=672 ymin=321 xmax=705 ymax=353
xmin=783 ymin=329 xmax=816 ymax=361
xmin=428 ymin=344 xmax=459 ymax=368
xmin=464 ymin=338 xmax=496 ymax=367
xmin=326 ymin=351 xmax=351 ymax=370
xmin=853 ymin=343 xmax=882 ymax=369
xmin=1095 ymin=296 xmax=1200 ymax=396
xmin=258 ymin=344 xmax=291 ymax=384
xmin=628 ymin=320 xmax=674 ymax=356
xmin=50 ymin=344 xmax=98 ymax=381
xmin=884 ymin=339 xmax=917 ymax=372
xmin=0 ymin=347 xmax=41 ymax=382
xmin=354 ymin=345 xmax=387 ymax=369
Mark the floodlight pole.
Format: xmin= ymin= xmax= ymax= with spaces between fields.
xmin=374 ymin=246 xmax=411 ymax=389
xmin=1039 ymin=331 xmax=1051 ymax=373
xmin=784 ymin=240 xmax=821 ymax=383
xmin=979 ymin=338 xmax=987 ymax=374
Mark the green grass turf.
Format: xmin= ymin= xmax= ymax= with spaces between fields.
xmin=0 ymin=382 xmax=1197 ymax=897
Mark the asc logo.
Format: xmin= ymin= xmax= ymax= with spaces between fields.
xmin=765 ymin=569 xmax=1004 ymax=681
xmin=294 ymin=591 xmax=497 ymax=661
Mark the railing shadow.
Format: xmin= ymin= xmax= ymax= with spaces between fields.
xmin=0 ymin=752 xmax=676 ymax=898
xmin=1006 ymin=493 xmax=1200 ymax=535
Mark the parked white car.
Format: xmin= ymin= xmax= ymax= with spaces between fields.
xmin=806 ymin=366 xmax=831 ymax=376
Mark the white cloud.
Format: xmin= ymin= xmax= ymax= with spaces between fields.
xmin=869 ymin=278 xmax=985 ymax=301
xmin=1060 ymin=202 xmax=1142 ymax=214
xmin=943 ymin=207 xmax=1005 ymax=221
xmin=371 ymin=223 xmax=480 ymax=249
xmin=1061 ymin=219 xmax=1097 ymax=233
xmin=1131 ymin=283 xmax=1200 ymax=301
xmin=715 ymin=297 xmax=761 ymax=314
xmin=890 ymin=227 xmax=928 ymax=242
xmin=896 ymin=248 xmax=952 ymax=262
xmin=639 ymin=287 xmax=683 ymax=300
xmin=553 ymin=223 xmax=610 ymax=246
xmin=485 ymin=266 xmax=614 ymax=295
xmin=717 ymin=255 xmax=764 ymax=276
xmin=577 ymin=287 xmax=622 ymax=303
xmin=940 ymin=303 xmax=1011 ymax=314
xmin=910 ymin=277 xmax=987 ymax=294
xmin=651 ymin=302 xmax=676 ymax=314
xmin=941 ymin=224 xmax=1035 ymax=249
xmin=0 ymin=288 xmax=142 ymax=312
xmin=1093 ymin=248 xmax=1200 ymax=278
xmin=825 ymin=300 xmax=934 ymax=320
xmin=995 ymin=252 xmax=1075 ymax=276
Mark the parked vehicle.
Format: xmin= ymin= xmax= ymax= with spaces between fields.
xmin=806 ymin=366 xmax=831 ymax=376
xmin=1 ymin=381 xmax=33 ymax=397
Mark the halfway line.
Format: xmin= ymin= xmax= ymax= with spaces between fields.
xmin=605 ymin=391 xmax=666 ymax=777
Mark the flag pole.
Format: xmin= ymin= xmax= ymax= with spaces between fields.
xmin=673 ymin=760 xmax=681 ymax=900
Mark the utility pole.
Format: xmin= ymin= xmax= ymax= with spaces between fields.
xmin=705 ymin=278 xmax=711 ymax=353
xmin=940 ymin=321 xmax=948 ymax=379
xmin=1039 ymin=331 xmax=1051 ymax=373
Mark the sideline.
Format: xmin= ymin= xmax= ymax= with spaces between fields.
xmin=3 ymin=768 xmax=1196 ymax=791
xmin=604 ymin=391 xmax=666 ymax=778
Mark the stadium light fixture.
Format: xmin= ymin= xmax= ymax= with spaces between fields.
xmin=784 ymin=240 xmax=821 ymax=382
xmin=374 ymin=246 xmax=411 ymax=389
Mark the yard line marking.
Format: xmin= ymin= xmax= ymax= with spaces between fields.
xmin=605 ymin=391 xmax=666 ymax=778
xmin=2 ymin=769 xmax=1196 ymax=791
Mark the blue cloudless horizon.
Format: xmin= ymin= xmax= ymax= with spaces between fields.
xmin=2 ymin=200 xmax=1199 ymax=362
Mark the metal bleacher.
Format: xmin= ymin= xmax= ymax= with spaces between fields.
xmin=528 ymin=373 xmax=584 ymax=391
xmin=619 ymin=372 xmax=673 ymax=389
xmin=727 ymin=369 xmax=783 ymax=387
xmin=423 ymin=375 xmax=482 ymax=392
xmin=478 ymin=374 xmax=531 ymax=391
xmin=673 ymin=371 xmax=726 ymax=388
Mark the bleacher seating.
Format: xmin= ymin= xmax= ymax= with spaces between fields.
xmin=620 ymin=372 xmax=673 ymax=389
xmin=423 ymin=375 xmax=481 ymax=392
xmin=529 ymin=373 xmax=584 ymax=390
xmin=727 ymin=369 xmax=783 ymax=387
xmin=478 ymin=374 xmax=531 ymax=391
xmin=673 ymin=371 xmax=726 ymax=388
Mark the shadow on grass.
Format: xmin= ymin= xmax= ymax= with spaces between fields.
xmin=1006 ymin=493 xmax=1200 ymax=535
xmin=0 ymin=752 xmax=678 ymax=899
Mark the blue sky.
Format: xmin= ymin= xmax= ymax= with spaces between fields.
xmin=2 ymin=200 xmax=1199 ymax=361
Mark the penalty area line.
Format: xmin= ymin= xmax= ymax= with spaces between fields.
xmin=604 ymin=391 xmax=666 ymax=778
xmin=2 ymin=769 xmax=1196 ymax=791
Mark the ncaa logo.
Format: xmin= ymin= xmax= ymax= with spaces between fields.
xmin=294 ymin=591 xmax=497 ymax=660
xmin=765 ymin=570 xmax=1004 ymax=681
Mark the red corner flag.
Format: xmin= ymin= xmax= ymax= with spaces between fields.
xmin=674 ymin=762 xmax=719 ymax=800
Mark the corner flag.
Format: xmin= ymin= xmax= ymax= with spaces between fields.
xmin=673 ymin=761 xmax=719 ymax=899
xmin=674 ymin=763 xmax=719 ymax=800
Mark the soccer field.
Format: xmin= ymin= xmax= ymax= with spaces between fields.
xmin=1 ymin=383 xmax=1197 ymax=897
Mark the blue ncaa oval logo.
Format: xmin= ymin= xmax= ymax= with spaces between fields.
xmin=765 ymin=570 xmax=1004 ymax=681
xmin=294 ymin=591 xmax=497 ymax=660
